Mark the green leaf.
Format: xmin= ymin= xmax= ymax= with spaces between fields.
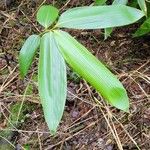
xmin=54 ymin=30 xmax=129 ymax=112
xmin=56 ymin=5 xmax=144 ymax=29
xmin=36 ymin=5 xmax=59 ymax=28
xmin=113 ymin=0 xmax=127 ymax=5
xmin=94 ymin=0 xmax=110 ymax=39
xmin=137 ymin=0 xmax=147 ymax=16
xmin=94 ymin=0 xmax=107 ymax=5
xmin=19 ymin=35 xmax=40 ymax=78
xmin=133 ymin=17 xmax=150 ymax=37
xmin=129 ymin=0 xmax=138 ymax=8
xmin=104 ymin=28 xmax=113 ymax=40
xmin=146 ymin=2 xmax=150 ymax=17
xmin=104 ymin=0 xmax=128 ymax=40
xmin=38 ymin=32 xmax=67 ymax=134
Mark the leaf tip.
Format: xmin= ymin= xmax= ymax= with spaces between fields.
xmin=107 ymin=87 xmax=129 ymax=112
xmin=122 ymin=107 xmax=130 ymax=113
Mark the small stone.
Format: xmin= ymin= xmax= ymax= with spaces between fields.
xmin=110 ymin=41 xmax=116 ymax=46
xmin=106 ymin=145 xmax=113 ymax=150
xmin=71 ymin=110 xmax=79 ymax=118
xmin=15 ymin=144 xmax=21 ymax=150
xmin=97 ymin=138 xmax=105 ymax=148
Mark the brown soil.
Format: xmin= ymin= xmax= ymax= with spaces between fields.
xmin=0 ymin=0 xmax=150 ymax=150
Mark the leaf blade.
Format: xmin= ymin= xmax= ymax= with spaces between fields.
xmin=36 ymin=5 xmax=59 ymax=28
xmin=56 ymin=5 xmax=144 ymax=29
xmin=19 ymin=34 xmax=40 ymax=78
xmin=94 ymin=0 xmax=107 ymax=5
xmin=104 ymin=28 xmax=113 ymax=40
xmin=104 ymin=0 xmax=128 ymax=40
xmin=38 ymin=32 xmax=67 ymax=134
xmin=54 ymin=30 xmax=129 ymax=112
xmin=113 ymin=0 xmax=128 ymax=5
xmin=133 ymin=17 xmax=150 ymax=37
xmin=137 ymin=0 xmax=147 ymax=16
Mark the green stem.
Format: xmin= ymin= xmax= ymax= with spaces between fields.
xmin=39 ymin=25 xmax=59 ymax=36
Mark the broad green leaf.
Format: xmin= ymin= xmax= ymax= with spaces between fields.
xmin=54 ymin=30 xmax=129 ymax=112
xmin=36 ymin=5 xmax=59 ymax=28
xmin=104 ymin=0 xmax=128 ymax=40
xmin=38 ymin=32 xmax=67 ymax=134
xmin=56 ymin=5 xmax=144 ymax=29
xmin=133 ymin=17 xmax=150 ymax=37
xmin=94 ymin=0 xmax=107 ymax=5
xmin=113 ymin=0 xmax=127 ymax=5
xmin=137 ymin=0 xmax=147 ymax=16
xmin=19 ymin=35 xmax=40 ymax=78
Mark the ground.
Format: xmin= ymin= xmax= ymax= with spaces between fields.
xmin=0 ymin=0 xmax=150 ymax=150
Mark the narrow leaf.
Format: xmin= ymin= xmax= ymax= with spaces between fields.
xmin=113 ymin=0 xmax=127 ymax=5
xmin=19 ymin=35 xmax=40 ymax=78
xmin=133 ymin=17 xmax=150 ymax=37
xmin=56 ymin=5 xmax=144 ymax=29
xmin=94 ymin=0 xmax=107 ymax=5
xmin=104 ymin=28 xmax=113 ymax=40
xmin=38 ymin=32 xmax=67 ymax=134
xmin=104 ymin=0 xmax=128 ymax=39
xmin=129 ymin=0 xmax=138 ymax=8
xmin=37 ymin=5 xmax=59 ymax=28
xmin=137 ymin=0 xmax=147 ymax=16
xmin=54 ymin=30 xmax=129 ymax=112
